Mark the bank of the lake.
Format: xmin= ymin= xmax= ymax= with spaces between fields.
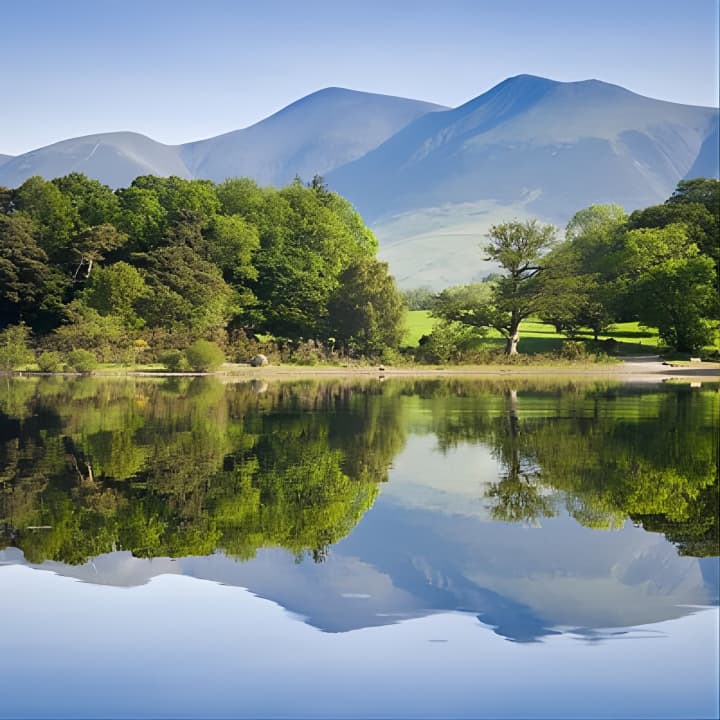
xmin=20 ymin=357 xmax=719 ymax=383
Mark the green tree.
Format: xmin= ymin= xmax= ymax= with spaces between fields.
xmin=666 ymin=178 xmax=720 ymax=216
xmin=205 ymin=214 xmax=259 ymax=283
xmin=0 ymin=323 xmax=34 ymax=372
xmin=82 ymin=261 xmax=149 ymax=329
xmin=0 ymin=214 xmax=54 ymax=327
xmin=52 ymin=173 xmax=120 ymax=229
xmin=327 ymin=257 xmax=405 ymax=356
xmin=138 ymin=244 xmax=234 ymax=337
xmin=71 ymin=223 xmax=128 ymax=281
xmin=116 ymin=186 xmax=168 ymax=251
xmin=622 ymin=224 xmax=718 ymax=352
xmin=49 ymin=302 xmax=128 ymax=361
xmin=130 ymin=175 xmax=220 ymax=226
xmin=538 ymin=205 xmax=627 ymax=338
xmin=401 ymin=286 xmax=435 ymax=311
xmin=484 ymin=221 xmax=557 ymax=354
xmin=628 ymin=201 xmax=718 ymax=267
xmin=12 ymin=176 xmax=77 ymax=259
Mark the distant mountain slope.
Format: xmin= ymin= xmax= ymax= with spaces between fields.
xmin=685 ymin=115 xmax=720 ymax=179
xmin=0 ymin=153 xmax=13 ymax=168
xmin=328 ymin=74 xmax=718 ymax=220
xmin=0 ymin=132 xmax=190 ymax=189
xmin=182 ymin=87 xmax=447 ymax=185
xmin=0 ymin=89 xmax=446 ymax=190
xmin=327 ymin=75 xmax=718 ymax=286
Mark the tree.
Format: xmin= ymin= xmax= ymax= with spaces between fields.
xmin=252 ymin=183 xmax=375 ymax=340
xmin=401 ymin=287 xmax=435 ymax=311
xmin=628 ymin=200 xmax=719 ymax=268
xmin=538 ymin=205 xmax=627 ymax=338
xmin=621 ymin=224 xmax=719 ymax=352
xmin=12 ymin=176 xmax=77 ymax=259
xmin=52 ymin=173 xmax=120 ymax=229
xmin=130 ymin=175 xmax=220 ymax=226
xmin=71 ymin=223 xmax=128 ymax=281
xmin=666 ymin=178 xmax=720 ymax=216
xmin=82 ymin=261 xmax=149 ymax=329
xmin=484 ymin=221 xmax=557 ymax=354
xmin=116 ymin=186 xmax=167 ymax=251
xmin=0 ymin=323 xmax=33 ymax=372
xmin=327 ymin=257 xmax=405 ymax=357
xmin=0 ymin=214 xmax=50 ymax=325
xmin=138 ymin=244 xmax=234 ymax=337
xmin=204 ymin=214 xmax=260 ymax=291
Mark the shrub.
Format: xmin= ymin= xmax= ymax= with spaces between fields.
xmin=66 ymin=349 xmax=97 ymax=373
xmin=159 ymin=349 xmax=187 ymax=372
xmin=416 ymin=321 xmax=485 ymax=364
xmin=37 ymin=351 xmax=63 ymax=372
xmin=185 ymin=340 xmax=225 ymax=372
xmin=0 ymin=323 xmax=34 ymax=372
xmin=558 ymin=340 xmax=589 ymax=360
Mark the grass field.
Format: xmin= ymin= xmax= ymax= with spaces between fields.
xmin=402 ymin=310 xmax=666 ymax=355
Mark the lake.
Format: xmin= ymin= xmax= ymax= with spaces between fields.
xmin=0 ymin=376 xmax=718 ymax=719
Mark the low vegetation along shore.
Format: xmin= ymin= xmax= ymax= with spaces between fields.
xmin=1 ymin=173 xmax=718 ymax=374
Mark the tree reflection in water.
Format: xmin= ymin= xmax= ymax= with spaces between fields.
xmin=0 ymin=376 xmax=717 ymax=565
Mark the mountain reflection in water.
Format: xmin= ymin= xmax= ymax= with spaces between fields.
xmin=0 ymin=376 xmax=717 ymax=644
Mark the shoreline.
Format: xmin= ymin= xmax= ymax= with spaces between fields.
xmin=12 ymin=360 xmax=720 ymax=383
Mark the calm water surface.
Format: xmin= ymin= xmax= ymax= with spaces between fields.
xmin=0 ymin=376 xmax=718 ymax=718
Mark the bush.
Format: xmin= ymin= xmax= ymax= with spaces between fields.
xmin=159 ymin=349 xmax=188 ymax=372
xmin=185 ymin=340 xmax=225 ymax=372
xmin=558 ymin=340 xmax=589 ymax=360
xmin=66 ymin=349 xmax=98 ymax=373
xmin=0 ymin=323 xmax=34 ymax=372
xmin=415 ymin=321 xmax=486 ymax=364
xmin=37 ymin=351 xmax=63 ymax=372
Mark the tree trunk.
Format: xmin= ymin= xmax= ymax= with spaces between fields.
xmin=504 ymin=319 xmax=521 ymax=355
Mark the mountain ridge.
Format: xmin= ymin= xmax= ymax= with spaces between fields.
xmin=0 ymin=87 xmax=446 ymax=190
xmin=1 ymin=75 xmax=717 ymax=287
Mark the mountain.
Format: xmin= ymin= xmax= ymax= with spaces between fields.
xmin=327 ymin=75 xmax=719 ymax=287
xmin=1 ymin=495 xmax=714 ymax=640
xmin=0 ymin=153 xmax=12 ymax=167
xmin=685 ymin=115 xmax=720 ymax=179
xmin=181 ymin=87 xmax=447 ymax=185
xmin=0 ymin=76 xmax=716 ymax=287
xmin=0 ymin=89 xmax=446 ymax=190
xmin=0 ymin=132 xmax=190 ymax=189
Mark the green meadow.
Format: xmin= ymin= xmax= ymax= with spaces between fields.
xmin=402 ymin=310 xmax=669 ymax=356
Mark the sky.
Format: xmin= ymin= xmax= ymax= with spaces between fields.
xmin=2 ymin=0 xmax=718 ymax=155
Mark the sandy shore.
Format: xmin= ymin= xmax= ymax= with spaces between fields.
xmin=117 ymin=356 xmax=720 ymax=383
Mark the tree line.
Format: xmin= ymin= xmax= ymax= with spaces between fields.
xmin=1 ymin=377 xmax=715 ymax=563
xmin=425 ymin=178 xmax=719 ymax=358
xmin=0 ymin=173 xmax=404 ymax=366
xmin=0 ymin=174 xmax=717 ymax=368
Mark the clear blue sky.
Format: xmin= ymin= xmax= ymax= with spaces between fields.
xmin=2 ymin=0 xmax=718 ymax=155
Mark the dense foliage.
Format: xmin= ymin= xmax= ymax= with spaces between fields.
xmin=429 ymin=179 xmax=719 ymax=356
xmin=0 ymin=173 xmax=404 ymax=363
xmin=0 ymin=378 xmax=715 ymax=563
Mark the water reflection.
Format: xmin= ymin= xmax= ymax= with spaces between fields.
xmin=0 ymin=376 xmax=717 ymax=644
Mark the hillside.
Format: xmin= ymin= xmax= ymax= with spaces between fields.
xmin=181 ymin=87 xmax=447 ymax=185
xmin=0 ymin=132 xmax=191 ymax=189
xmin=327 ymin=75 xmax=718 ymax=286
xmin=0 ymin=89 xmax=446 ymax=190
